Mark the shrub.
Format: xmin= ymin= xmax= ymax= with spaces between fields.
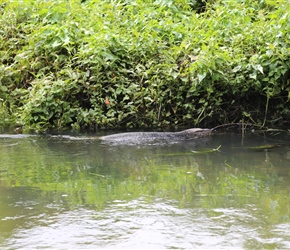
xmin=1 ymin=0 xmax=289 ymax=130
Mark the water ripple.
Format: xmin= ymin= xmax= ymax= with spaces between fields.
xmin=2 ymin=197 xmax=289 ymax=249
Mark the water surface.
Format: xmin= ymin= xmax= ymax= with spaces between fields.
xmin=0 ymin=130 xmax=290 ymax=249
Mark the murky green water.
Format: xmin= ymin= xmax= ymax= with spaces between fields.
xmin=0 ymin=129 xmax=290 ymax=249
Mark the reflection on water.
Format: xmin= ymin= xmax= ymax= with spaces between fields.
xmin=2 ymin=197 xmax=290 ymax=249
xmin=1 ymin=198 xmax=284 ymax=249
xmin=0 ymin=130 xmax=290 ymax=249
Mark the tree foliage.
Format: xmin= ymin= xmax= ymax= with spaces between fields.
xmin=0 ymin=0 xmax=289 ymax=130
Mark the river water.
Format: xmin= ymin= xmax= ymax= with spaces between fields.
xmin=0 ymin=129 xmax=290 ymax=249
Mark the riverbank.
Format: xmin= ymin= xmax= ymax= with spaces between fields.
xmin=1 ymin=0 xmax=290 ymax=131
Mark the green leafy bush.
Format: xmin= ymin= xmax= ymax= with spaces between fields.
xmin=0 ymin=0 xmax=289 ymax=130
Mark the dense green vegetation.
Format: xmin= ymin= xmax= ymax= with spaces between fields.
xmin=0 ymin=0 xmax=289 ymax=130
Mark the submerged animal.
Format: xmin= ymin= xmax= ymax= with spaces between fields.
xmin=100 ymin=128 xmax=212 ymax=144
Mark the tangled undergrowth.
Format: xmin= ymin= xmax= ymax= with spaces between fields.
xmin=0 ymin=0 xmax=289 ymax=130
